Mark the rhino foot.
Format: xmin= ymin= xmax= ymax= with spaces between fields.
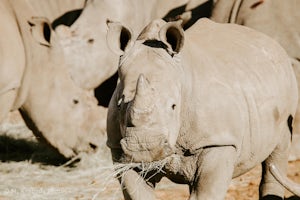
xmin=260 ymin=195 xmax=283 ymax=200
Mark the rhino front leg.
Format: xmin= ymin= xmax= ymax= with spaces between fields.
xmin=259 ymin=125 xmax=291 ymax=200
xmin=120 ymin=169 xmax=156 ymax=200
xmin=189 ymin=146 xmax=237 ymax=200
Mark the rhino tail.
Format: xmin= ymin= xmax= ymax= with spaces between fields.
xmin=269 ymin=163 xmax=300 ymax=197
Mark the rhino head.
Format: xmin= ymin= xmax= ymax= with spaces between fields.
xmin=14 ymin=17 xmax=107 ymax=158
xmin=107 ymin=19 xmax=185 ymax=163
xmin=51 ymin=0 xmax=120 ymax=91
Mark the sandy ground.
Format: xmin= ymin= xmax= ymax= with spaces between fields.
xmin=1 ymin=111 xmax=300 ymax=200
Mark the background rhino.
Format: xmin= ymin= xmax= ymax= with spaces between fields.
xmin=57 ymin=0 xmax=196 ymax=106
xmin=106 ymin=19 xmax=300 ymax=200
xmin=0 ymin=0 xmax=107 ymax=158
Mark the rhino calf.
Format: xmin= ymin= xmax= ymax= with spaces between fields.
xmin=106 ymin=18 xmax=300 ymax=200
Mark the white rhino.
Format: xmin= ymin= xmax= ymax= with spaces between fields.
xmin=57 ymin=0 xmax=192 ymax=92
xmin=0 ymin=0 xmax=107 ymax=158
xmin=106 ymin=18 xmax=300 ymax=200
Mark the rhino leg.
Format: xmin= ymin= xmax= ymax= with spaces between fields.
xmin=189 ymin=146 xmax=236 ymax=200
xmin=259 ymin=126 xmax=291 ymax=199
xmin=0 ymin=90 xmax=17 ymax=123
xmin=291 ymin=59 xmax=300 ymax=140
xmin=120 ymin=169 xmax=156 ymax=200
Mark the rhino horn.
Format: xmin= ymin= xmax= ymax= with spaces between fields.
xmin=130 ymin=74 xmax=155 ymax=116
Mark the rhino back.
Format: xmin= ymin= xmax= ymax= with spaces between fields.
xmin=184 ymin=19 xmax=296 ymax=99
xmin=234 ymin=0 xmax=300 ymax=59
xmin=11 ymin=0 xmax=85 ymax=22
xmin=179 ymin=19 xmax=297 ymax=171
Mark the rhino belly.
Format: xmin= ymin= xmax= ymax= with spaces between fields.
xmin=233 ymin=103 xmax=289 ymax=177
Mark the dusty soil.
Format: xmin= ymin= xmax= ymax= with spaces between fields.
xmin=155 ymin=161 xmax=300 ymax=200
xmin=1 ymin=111 xmax=300 ymax=200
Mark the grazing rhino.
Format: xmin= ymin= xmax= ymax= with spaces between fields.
xmin=106 ymin=18 xmax=300 ymax=200
xmin=0 ymin=0 xmax=107 ymax=158
xmin=56 ymin=0 xmax=192 ymax=93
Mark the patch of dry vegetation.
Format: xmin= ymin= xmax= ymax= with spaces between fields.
xmin=0 ymin=115 xmax=122 ymax=200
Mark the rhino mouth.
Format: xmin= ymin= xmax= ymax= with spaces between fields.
xmin=120 ymin=127 xmax=174 ymax=163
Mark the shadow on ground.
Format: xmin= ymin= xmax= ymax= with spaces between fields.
xmin=287 ymin=196 xmax=300 ymax=200
xmin=0 ymin=134 xmax=67 ymax=165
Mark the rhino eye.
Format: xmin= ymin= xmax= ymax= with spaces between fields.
xmin=87 ymin=38 xmax=94 ymax=44
xmin=73 ymin=99 xmax=79 ymax=104
xmin=172 ymin=104 xmax=176 ymax=110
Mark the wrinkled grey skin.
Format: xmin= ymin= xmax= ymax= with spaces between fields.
xmin=107 ymin=19 xmax=299 ymax=200
xmin=0 ymin=0 xmax=106 ymax=158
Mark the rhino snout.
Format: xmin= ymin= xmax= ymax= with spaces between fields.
xmin=120 ymin=134 xmax=174 ymax=162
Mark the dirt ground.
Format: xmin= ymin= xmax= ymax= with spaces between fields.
xmin=1 ymin=111 xmax=300 ymax=200
xmin=155 ymin=161 xmax=300 ymax=200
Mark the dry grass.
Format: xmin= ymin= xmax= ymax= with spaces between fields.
xmin=0 ymin=115 xmax=122 ymax=200
xmin=113 ymin=155 xmax=171 ymax=183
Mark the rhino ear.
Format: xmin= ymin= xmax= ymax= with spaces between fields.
xmin=159 ymin=20 xmax=184 ymax=55
xmin=28 ymin=17 xmax=52 ymax=47
xmin=106 ymin=19 xmax=133 ymax=55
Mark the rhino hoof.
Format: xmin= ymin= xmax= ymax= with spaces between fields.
xmin=260 ymin=195 xmax=283 ymax=200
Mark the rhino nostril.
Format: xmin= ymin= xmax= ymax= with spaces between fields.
xmin=87 ymin=38 xmax=94 ymax=44
xmin=89 ymin=143 xmax=97 ymax=150
xmin=126 ymin=119 xmax=135 ymax=128
xmin=73 ymin=99 xmax=79 ymax=104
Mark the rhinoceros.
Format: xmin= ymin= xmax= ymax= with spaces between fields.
xmin=106 ymin=18 xmax=300 ymax=200
xmin=182 ymin=0 xmax=300 ymax=136
xmin=199 ymin=0 xmax=300 ymax=160
xmin=56 ymin=0 xmax=194 ymax=92
xmin=0 ymin=0 xmax=108 ymax=158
